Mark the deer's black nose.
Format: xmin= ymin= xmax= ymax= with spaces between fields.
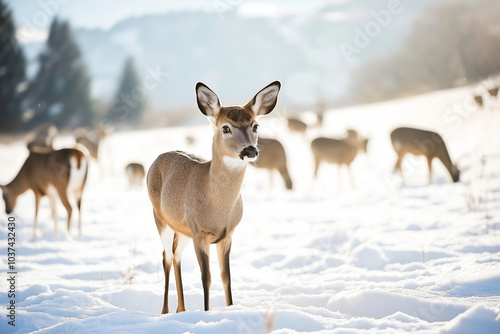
xmin=240 ymin=146 xmax=258 ymax=159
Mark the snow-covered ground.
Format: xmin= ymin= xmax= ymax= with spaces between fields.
xmin=1 ymin=86 xmax=500 ymax=333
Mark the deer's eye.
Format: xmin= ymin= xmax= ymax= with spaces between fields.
xmin=252 ymin=124 xmax=259 ymax=132
xmin=222 ymin=125 xmax=231 ymax=134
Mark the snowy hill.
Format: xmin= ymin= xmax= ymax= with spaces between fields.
xmin=1 ymin=84 xmax=500 ymax=333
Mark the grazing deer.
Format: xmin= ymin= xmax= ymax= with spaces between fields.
xmin=311 ymin=132 xmax=368 ymax=187
xmin=252 ymin=137 xmax=293 ymax=190
xmin=147 ymin=81 xmax=281 ymax=313
xmin=125 ymin=162 xmax=145 ymax=187
xmin=390 ymin=127 xmax=460 ymax=183
xmin=26 ymin=123 xmax=57 ymax=153
xmin=287 ymin=117 xmax=307 ymax=135
xmin=1 ymin=147 xmax=89 ymax=237
xmin=75 ymin=124 xmax=111 ymax=160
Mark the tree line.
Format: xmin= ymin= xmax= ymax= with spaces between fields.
xmin=348 ymin=1 xmax=500 ymax=104
xmin=0 ymin=0 xmax=144 ymax=133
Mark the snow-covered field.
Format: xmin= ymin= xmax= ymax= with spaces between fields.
xmin=1 ymin=86 xmax=500 ymax=333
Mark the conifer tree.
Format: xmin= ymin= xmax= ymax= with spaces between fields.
xmin=0 ymin=0 xmax=26 ymax=132
xmin=108 ymin=57 xmax=145 ymax=123
xmin=26 ymin=18 xmax=93 ymax=129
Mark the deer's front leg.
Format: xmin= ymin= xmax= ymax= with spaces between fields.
xmin=217 ymin=237 xmax=233 ymax=306
xmin=194 ymin=232 xmax=211 ymax=311
xmin=34 ymin=192 xmax=41 ymax=238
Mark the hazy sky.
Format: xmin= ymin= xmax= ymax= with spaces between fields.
xmin=6 ymin=0 xmax=325 ymax=37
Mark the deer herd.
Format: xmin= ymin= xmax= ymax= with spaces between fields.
xmin=1 ymin=81 xmax=471 ymax=313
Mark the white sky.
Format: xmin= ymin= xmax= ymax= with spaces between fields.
xmin=6 ymin=1 xmax=457 ymax=44
xmin=6 ymin=0 xmax=326 ymax=42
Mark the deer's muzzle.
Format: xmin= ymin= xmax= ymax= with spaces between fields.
xmin=240 ymin=146 xmax=258 ymax=160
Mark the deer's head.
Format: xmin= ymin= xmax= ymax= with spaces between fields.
xmin=451 ymin=164 xmax=460 ymax=182
xmin=196 ymin=81 xmax=281 ymax=166
xmin=0 ymin=185 xmax=15 ymax=214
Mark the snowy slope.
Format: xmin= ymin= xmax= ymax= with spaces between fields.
xmin=1 ymin=85 xmax=500 ymax=333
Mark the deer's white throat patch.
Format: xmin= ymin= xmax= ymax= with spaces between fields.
xmin=243 ymin=155 xmax=258 ymax=163
xmin=223 ymin=156 xmax=248 ymax=171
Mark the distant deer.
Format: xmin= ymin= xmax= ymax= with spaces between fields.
xmin=390 ymin=127 xmax=460 ymax=183
xmin=125 ymin=162 xmax=145 ymax=187
xmin=314 ymin=98 xmax=326 ymax=128
xmin=1 ymin=147 xmax=89 ymax=237
xmin=345 ymin=129 xmax=367 ymax=147
xmin=75 ymin=124 xmax=111 ymax=160
xmin=487 ymin=86 xmax=499 ymax=98
xmin=311 ymin=131 xmax=368 ymax=187
xmin=26 ymin=123 xmax=57 ymax=152
xmin=147 ymin=81 xmax=281 ymax=313
xmin=185 ymin=135 xmax=196 ymax=146
xmin=474 ymin=95 xmax=483 ymax=108
xmin=252 ymin=137 xmax=293 ymax=190
xmin=287 ymin=117 xmax=307 ymax=135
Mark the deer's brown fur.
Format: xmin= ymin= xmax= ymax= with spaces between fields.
xmin=391 ymin=127 xmax=460 ymax=183
xmin=125 ymin=162 xmax=146 ymax=187
xmin=311 ymin=130 xmax=368 ymax=187
xmin=253 ymin=137 xmax=293 ymax=190
xmin=287 ymin=117 xmax=307 ymax=134
xmin=75 ymin=124 xmax=111 ymax=159
xmin=1 ymin=147 xmax=89 ymax=237
xmin=147 ymin=81 xmax=280 ymax=313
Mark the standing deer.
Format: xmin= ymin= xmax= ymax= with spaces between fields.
xmin=252 ymin=137 xmax=293 ymax=190
xmin=390 ymin=127 xmax=460 ymax=183
xmin=26 ymin=123 xmax=57 ymax=153
xmin=125 ymin=162 xmax=146 ymax=187
xmin=147 ymin=81 xmax=281 ymax=313
xmin=1 ymin=147 xmax=89 ymax=237
xmin=75 ymin=124 xmax=111 ymax=160
xmin=314 ymin=98 xmax=326 ymax=128
xmin=311 ymin=131 xmax=368 ymax=187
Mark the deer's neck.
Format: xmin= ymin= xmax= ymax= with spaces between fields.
xmin=6 ymin=160 xmax=32 ymax=197
xmin=208 ymin=143 xmax=247 ymax=204
xmin=436 ymin=144 xmax=454 ymax=176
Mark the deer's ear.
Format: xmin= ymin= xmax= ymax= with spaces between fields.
xmin=247 ymin=81 xmax=281 ymax=117
xmin=196 ymin=82 xmax=221 ymax=122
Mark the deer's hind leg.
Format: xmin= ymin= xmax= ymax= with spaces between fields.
xmin=48 ymin=191 xmax=58 ymax=235
xmin=313 ymin=158 xmax=321 ymax=179
xmin=56 ymin=188 xmax=73 ymax=233
xmin=173 ymin=232 xmax=190 ymax=312
xmin=347 ymin=164 xmax=356 ymax=188
xmin=75 ymin=189 xmax=83 ymax=236
xmin=394 ymin=153 xmax=404 ymax=176
xmin=33 ymin=192 xmax=42 ymax=238
xmin=158 ymin=221 xmax=175 ymax=314
xmin=427 ymin=157 xmax=433 ymax=184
